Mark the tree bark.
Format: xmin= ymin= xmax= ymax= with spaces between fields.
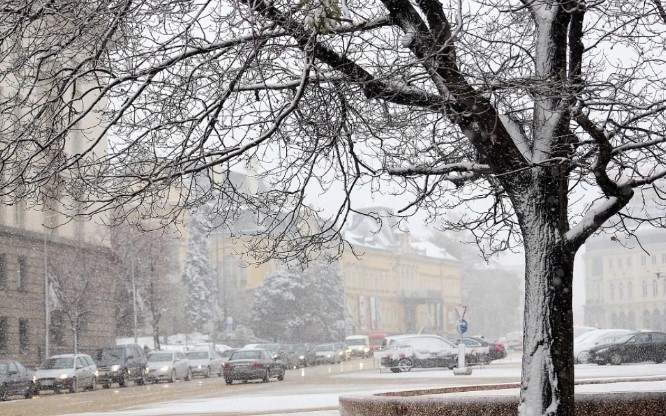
xmin=514 ymin=186 xmax=576 ymax=416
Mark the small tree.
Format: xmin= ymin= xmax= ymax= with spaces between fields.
xmin=48 ymin=252 xmax=96 ymax=353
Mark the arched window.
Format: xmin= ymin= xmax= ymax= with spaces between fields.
xmin=627 ymin=282 xmax=633 ymax=300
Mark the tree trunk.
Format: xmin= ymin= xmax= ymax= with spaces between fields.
xmin=517 ymin=195 xmax=576 ymax=415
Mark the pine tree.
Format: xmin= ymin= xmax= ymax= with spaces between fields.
xmin=252 ymin=257 xmax=344 ymax=343
xmin=182 ymin=209 xmax=216 ymax=332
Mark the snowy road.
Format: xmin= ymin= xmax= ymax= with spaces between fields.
xmin=1 ymin=355 xmax=665 ymax=416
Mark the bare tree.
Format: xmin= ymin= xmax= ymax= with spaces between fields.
xmin=48 ymin=253 xmax=95 ymax=354
xmin=112 ymin=222 xmax=177 ymax=349
xmin=2 ymin=1 xmax=666 ymax=414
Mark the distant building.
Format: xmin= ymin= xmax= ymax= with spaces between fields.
xmin=584 ymin=229 xmax=666 ymax=331
xmin=340 ymin=208 xmax=463 ymax=335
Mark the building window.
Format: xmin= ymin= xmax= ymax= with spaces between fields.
xmin=18 ymin=256 xmax=27 ymax=291
xmin=50 ymin=311 xmax=65 ymax=347
xmin=618 ymin=283 xmax=624 ymax=300
xmin=626 ymin=256 xmax=632 ymax=267
xmin=652 ymin=254 xmax=657 ymax=265
xmin=19 ymin=319 xmax=29 ymax=353
xmin=0 ymin=317 xmax=7 ymax=351
xmin=662 ymin=253 xmax=666 ymax=264
xmin=609 ymin=284 xmax=615 ymax=300
xmin=653 ymin=280 xmax=658 ymax=296
xmin=627 ymin=282 xmax=633 ymax=300
xmin=643 ymin=281 xmax=648 ymax=297
xmin=641 ymin=255 xmax=647 ymax=266
xmin=608 ymin=258 xmax=614 ymax=269
xmin=591 ymin=257 xmax=603 ymax=276
xmin=0 ymin=254 xmax=6 ymax=289
xmin=617 ymin=258 xmax=622 ymax=269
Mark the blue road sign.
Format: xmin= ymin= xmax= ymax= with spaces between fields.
xmin=456 ymin=319 xmax=468 ymax=334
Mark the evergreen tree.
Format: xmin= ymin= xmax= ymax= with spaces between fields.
xmin=182 ymin=210 xmax=216 ymax=332
xmin=252 ymin=257 xmax=344 ymax=343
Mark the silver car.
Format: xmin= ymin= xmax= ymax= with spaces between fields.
xmin=185 ymin=350 xmax=224 ymax=378
xmin=35 ymin=354 xmax=98 ymax=394
xmin=146 ymin=351 xmax=191 ymax=383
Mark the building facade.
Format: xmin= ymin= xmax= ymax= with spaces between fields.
xmin=584 ymin=230 xmax=666 ymax=331
xmin=0 ymin=205 xmax=116 ymax=367
xmin=340 ymin=210 xmax=463 ymax=335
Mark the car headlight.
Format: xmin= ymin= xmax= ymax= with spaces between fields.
xmin=59 ymin=374 xmax=69 ymax=379
xmin=160 ymin=366 xmax=170 ymax=372
xmin=111 ymin=365 xmax=120 ymax=372
xmin=299 ymin=355 xmax=304 ymax=360
xmin=33 ymin=376 xmax=36 ymax=382
xmin=198 ymin=365 xmax=202 ymax=369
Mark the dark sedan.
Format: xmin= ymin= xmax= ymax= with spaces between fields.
xmin=589 ymin=331 xmax=666 ymax=365
xmin=222 ymin=349 xmax=285 ymax=384
xmin=0 ymin=360 xmax=35 ymax=401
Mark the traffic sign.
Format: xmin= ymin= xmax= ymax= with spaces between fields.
xmin=456 ymin=319 xmax=468 ymax=334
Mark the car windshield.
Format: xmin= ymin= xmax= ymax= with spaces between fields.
xmin=94 ymin=347 xmax=125 ymax=364
xmin=346 ymin=339 xmax=365 ymax=346
xmin=186 ymin=351 xmax=209 ymax=360
xmin=147 ymin=353 xmax=173 ymax=362
xmin=40 ymin=357 xmax=74 ymax=370
xmin=231 ymin=350 xmax=262 ymax=360
xmin=315 ymin=344 xmax=333 ymax=352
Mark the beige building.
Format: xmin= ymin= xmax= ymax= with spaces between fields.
xmin=0 ymin=205 xmax=116 ymax=367
xmin=584 ymin=229 xmax=666 ymax=331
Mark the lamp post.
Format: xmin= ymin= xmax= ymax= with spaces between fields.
xmin=44 ymin=228 xmax=49 ymax=359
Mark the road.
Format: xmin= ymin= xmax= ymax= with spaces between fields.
xmin=0 ymin=356 xmax=507 ymax=416
xmin=2 ymin=354 xmax=664 ymax=416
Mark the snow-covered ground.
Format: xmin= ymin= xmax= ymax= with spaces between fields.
xmin=66 ymin=361 xmax=666 ymax=416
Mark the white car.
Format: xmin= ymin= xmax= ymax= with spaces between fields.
xmin=146 ymin=351 xmax=191 ymax=383
xmin=314 ymin=343 xmax=341 ymax=364
xmin=575 ymin=329 xmax=633 ymax=364
xmin=185 ymin=350 xmax=224 ymax=378
xmin=35 ymin=354 xmax=97 ymax=394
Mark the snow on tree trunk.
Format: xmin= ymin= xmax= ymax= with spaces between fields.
xmin=515 ymin=185 xmax=576 ymax=416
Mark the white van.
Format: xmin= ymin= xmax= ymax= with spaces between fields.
xmin=345 ymin=335 xmax=371 ymax=358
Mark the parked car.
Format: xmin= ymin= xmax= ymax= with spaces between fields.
xmin=222 ymin=348 xmax=285 ymax=384
xmin=146 ymin=351 xmax=191 ymax=383
xmin=92 ymin=344 xmax=148 ymax=388
xmin=0 ymin=360 xmax=36 ymax=401
xmin=35 ymin=354 xmax=97 ymax=394
xmin=448 ymin=337 xmax=491 ymax=364
xmin=345 ymin=335 xmax=371 ymax=358
xmin=380 ymin=334 xmax=458 ymax=373
xmin=293 ymin=344 xmax=316 ymax=367
xmin=186 ymin=350 xmax=224 ymax=378
xmin=574 ymin=329 xmax=632 ymax=364
xmin=314 ymin=343 xmax=342 ymax=364
xmin=589 ymin=331 xmax=666 ymax=365
xmin=467 ymin=337 xmax=507 ymax=361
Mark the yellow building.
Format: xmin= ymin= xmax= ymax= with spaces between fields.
xmin=340 ymin=209 xmax=462 ymax=335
